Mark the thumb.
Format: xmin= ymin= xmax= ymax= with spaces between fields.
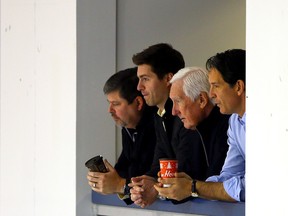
xmin=103 ymin=159 xmax=114 ymax=171
xmin=175 ymin=172 xmax=191 ymax=179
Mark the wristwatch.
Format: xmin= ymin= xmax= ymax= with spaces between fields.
xmin=191 ymin=179 xmax=199 ymax=197
xmin=123 ymin=179 xmax=131 ymax=196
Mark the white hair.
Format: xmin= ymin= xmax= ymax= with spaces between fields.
xmin=170 ymin=67 xmax=211 ymax=102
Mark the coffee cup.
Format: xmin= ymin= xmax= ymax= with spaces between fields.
xmin=159 ymin=158 xmax=178 ymax=187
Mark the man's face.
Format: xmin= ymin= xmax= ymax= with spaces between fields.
xmin=137 ymin=64 xmax=170 ymax=109
xmin=106 ymin=90 xmax=139 ymax=128
xmin=170 ymin=79 xmax=202 ymax=130
xmin=208 ymin=68 xmax=240 ymax=115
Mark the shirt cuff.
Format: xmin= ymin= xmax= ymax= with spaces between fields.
xmin=117 ymin=193 xmax=130 ymax=200
xmin=223 ymin=177 xmax=244 ymax=202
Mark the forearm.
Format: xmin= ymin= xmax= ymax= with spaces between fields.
xmin=197 ymin=181 xmax=236 ymax=202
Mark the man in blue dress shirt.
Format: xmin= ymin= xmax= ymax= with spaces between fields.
xmin=155 ymin=49 xmax=246 ymax=202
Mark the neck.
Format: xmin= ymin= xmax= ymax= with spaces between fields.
xmin=237 ymin=94 xmax=246 ymax=117
xmin=157 ymin=96 xmax=169 ymax=113
xmin=126 ymin=111 xmax=143 ymax=129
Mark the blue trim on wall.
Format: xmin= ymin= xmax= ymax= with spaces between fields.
xmin=92 ymin=191 xmax=245 ymax=216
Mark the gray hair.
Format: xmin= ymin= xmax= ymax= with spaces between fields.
xmin=170 ymin=67 xmax=211 ymax=102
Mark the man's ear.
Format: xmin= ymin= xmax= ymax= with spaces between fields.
xmin=135 ymin=96 xmax=144 ymax=110
xmin=165 ymin=72 xmax=174 ymax=86
xmin=199 ymin=92 xmax=208 ymax=109
xmin=235 ymin=80 xmax=245 ymax=96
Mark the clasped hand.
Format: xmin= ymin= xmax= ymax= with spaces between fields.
xmin=154 ymin=172 xmax=192 ymax=201
xmin=129 ymin=175 xmax=158 ymax=208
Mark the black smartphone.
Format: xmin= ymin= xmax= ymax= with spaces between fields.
xmin=85 ymin=155 xmax=108 ymax=172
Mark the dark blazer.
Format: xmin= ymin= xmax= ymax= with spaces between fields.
xmin=145 ymin=98 xmax=229 ymax=204
xmin=146 ymin=99 xmax=229 ymax=180
xmin=146 ymin=98 xmax=208 ymax=180
xmin=196 ymin=106 xmax=230 ymax=178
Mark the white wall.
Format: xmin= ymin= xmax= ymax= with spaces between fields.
xmin=0 ymin=0 xmax=76 ymax=216
xmin=247 ymin=0 xmax=288 ymax=215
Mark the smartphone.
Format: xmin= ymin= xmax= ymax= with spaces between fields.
xmin=85 ymin=155 xmax=108 ymax=172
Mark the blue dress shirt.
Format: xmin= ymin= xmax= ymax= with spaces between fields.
xmin=206 ymin=113 xmax=246 ymax=202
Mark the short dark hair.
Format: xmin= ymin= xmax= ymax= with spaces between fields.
xmin=103 ymin=67 xmax=141 ymax=104
xmin=206 ymin=49 xmax=246 ymax=87
xmin=132 ymin=43 xmax=185 ymax=79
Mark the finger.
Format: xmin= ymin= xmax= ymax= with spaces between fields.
xmin=128 ymin=181 xmax=144 ymax=187
xmin=131 ymin=177 xmax=143 ymax=183
xmin=87 ymin=173 xmax=99 ymax=181
xmin=87 ymin=175 xmax=99 ymax=183
xmin=133 ymin=185 xmax=144 ymax=192
xmin=134 ymin=202 xmax=142 ymax=207
xmin=154 ymin=182 xmax=163 ymax=188
xmin=129 ymin=188 xmax=137 ymax=194
xmin=131 ymin=193 xmax=142 ymax=202
xmin=88 ymin=171 xmax=103 ymax=178
xmin=130 ymin=188 xmax=141 ymax=195
xmin=154 ymin=184 xmax=159 ymax=190
xmin=134 ymin=198 xmax=143 ymax=205
xmin=89 ymin=181 xmax=97 ymax=188
xmin=154 ymin=186 xmax=168 ymax=198
xmin=140 ymin=175 xmax=155 ymax=181
xmin=128 ymin=181 xmax=137 ymax=187
xmin=154 ymin=184 xmax=163 ymax=192
xmin=159 ymin=178 xmax=173 ymax=185
xmin=88 ymin=171 xmax=98 ymax=177
xmin=141 ymin=202 xmax=149 ymax=208
xmin=157 ymin=177 xmax=162 ymax=183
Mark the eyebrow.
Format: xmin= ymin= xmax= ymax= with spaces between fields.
xmin=209 ymin=81 xmax=219 ymax=85
xmin=107 ymin=99 xmax=119 ymax=103
xmin=171 ymin=95 xmax=182 ymax=101
xmin=138 ymin=74 xmax=149 ymax=78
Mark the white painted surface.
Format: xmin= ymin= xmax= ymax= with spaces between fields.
xmin=247 ymin=0 xmax=288 ymax=215
xmin=0 ymin=0 xmax=76 ymax=215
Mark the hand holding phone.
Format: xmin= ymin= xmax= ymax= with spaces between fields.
xmin=85 ymin=155 xmax=108 ymax=172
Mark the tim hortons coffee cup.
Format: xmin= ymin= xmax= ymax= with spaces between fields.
xmin=159 ymin=158 xmax=178 ymax=187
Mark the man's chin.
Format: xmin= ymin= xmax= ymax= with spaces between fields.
xmin=219 ymin=107 xmax=229 ymax=115
xmin=146 ymin=101 xmax=155 ymax=107
xmin=183 ymin=123 xmax=196 ymax=130
xmin=115 ymin=121 xmax=126 ymax=128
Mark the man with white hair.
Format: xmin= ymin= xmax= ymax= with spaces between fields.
xmin=169 ymin=66 xmax=230 ymax=178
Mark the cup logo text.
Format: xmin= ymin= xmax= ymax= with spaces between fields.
xmin=159 ymin=160 xmax=178 ymax=179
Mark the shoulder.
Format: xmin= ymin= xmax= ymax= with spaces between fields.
xmin=229 ymin=113 xmax=241 ymax=125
